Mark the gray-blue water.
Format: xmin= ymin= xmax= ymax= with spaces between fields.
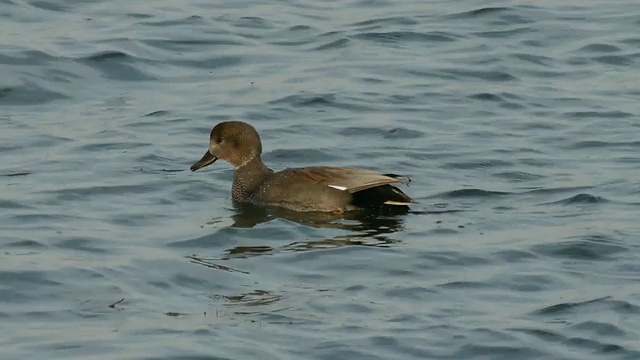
xmin=2 ymin=0 xmax=640 ymax=359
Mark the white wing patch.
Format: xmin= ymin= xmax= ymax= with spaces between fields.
xmin=328 ymin=185 xmax=347 ymax=191
xmin=384 ymin=200 xmax=413 ymax=206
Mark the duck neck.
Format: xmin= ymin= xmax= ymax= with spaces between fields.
xmin=232 ymin=156 xmax=272 ymax=201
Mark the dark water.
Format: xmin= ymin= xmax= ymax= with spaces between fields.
xmin=2 ymin=0 xmax=640 ymax=359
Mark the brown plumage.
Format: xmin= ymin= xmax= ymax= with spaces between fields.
xmin=190 ymin=121 xmax=414 ymax=213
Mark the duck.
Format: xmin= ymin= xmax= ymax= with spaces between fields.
xmin=190 ymin=121 xmax=413 ymax=213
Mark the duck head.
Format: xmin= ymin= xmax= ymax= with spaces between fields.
xmin=190 ymin=121 xmax=263 ymax=171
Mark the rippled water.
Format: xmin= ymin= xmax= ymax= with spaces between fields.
xmin=2 ymin=0 xmax=640 ymax=359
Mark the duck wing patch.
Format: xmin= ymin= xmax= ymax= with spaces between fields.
xmin=289 ymin=167 xmax=410 ymax=193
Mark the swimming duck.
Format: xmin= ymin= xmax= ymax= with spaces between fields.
xmin=190 ymin=121 xmax=413 ymax=212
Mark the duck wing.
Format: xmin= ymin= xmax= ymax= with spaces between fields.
xmin=287 ymin=167 xmax=411 ymax=193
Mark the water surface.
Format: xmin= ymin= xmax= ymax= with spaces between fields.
xmin=2 ymin=0 xmax=640 ymax=359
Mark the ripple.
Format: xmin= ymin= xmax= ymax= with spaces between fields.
xmin=593 ymin=55 xmax=635 ymax=66
xmin=510 ymin=53 xmax=554 ymax=66
xmin=436 ymin=189 xmax=512 ymax=198
xmin=125 ymin=117 xmax=189 ymax=129
xmin=562 ymin=193 xmax=608 ymax=205
xmin=173 ymin=55 xmax=242 ymax=69
xmin=349 ymin=16 xmax=419 ymax=28
xmin=137 ymin=15 xmax=207 ymax=27
xmin=125 ymin=12 xmax=152 ymax=19
xmin=438 ymin=280 xmax=493 ymax=289
xmin=222 ymin=289 xmax=283 ymax=307
xmin=535 ymin=296 xmax=611 ymax=316
xmin=511 ymin=327 xmax=566 ymax=342
xmin=232 ymin=16 xmax=275 ymax=30
xmin=142 ymin=38 xmax=246 ymax=51
xmin=143 ymin=110 xmax=169 ymax=117
xmin=54 ymin=237 xmax=108 ymax=253
xmin=492 ymin=171 xmax=544 ymax=182
xmin=384 ymin=286 xmax=436 ymax=300
xmin=75 ymin=142 xmax=149 ymax=152
xmin=108 ymin=212 xmax=170 ymax=227
xmin=339 ymin=126 xmax=424 ymax=140
xmin=417 ymin=251 xmax=492 ymax=268
xmin=0 ymin=289 xmax=32 ymax=303
xmin=78 ymin=51 xmax=154 ymax=81
xmin=289 ymin=25 xmax=312 ymax=31
xmin=29 ymin=0 xmax=67 ymax=12
xmin=270 ymin=93 xmax=334 ymax=106
xmin=453 ymin=344 xmax=545 ymax=359
xmin=187 ymin=256 xmax=250 ymax=274
xmin=540 ymin=193 xmax=609 ymax=205
xmin=563 ymin=337 xmax=631 ymax=355
xmin=579 ymin=43 xmax=621 ymax=53
xmin=568 ymin=139 xmax=640 ymax=149
xmin=282 ymin=236 xmax=398 ymax=254
xmin=570 ymin=320 xmax=626 ymax=337
xmin=442 ymin=159 xmax=513 ymax=170
xmin=0 ymin=83 xmax=68 ymax=105
xmin=266 ymin=148 xmax=342 ymax=163
xmin=426 ymin=227 xmax=459 ymax=236
xmin=449 ymin=7 xmax=511 ymax=18
xmin=474 ymin=27 xmax=533 ymax=38
xmin=564 ymin=111 xmax=633 ymax=119
xmin=0 ymin=270 xmax=61 ymax=287
xmin=524 ymin=185 xmax=594 ymax=195
xmin=440 ymin=68 xmax=517 ymax=82
xmin=310 ymin=345 xmax=385 ymax=360
xmin=313 ymin=38 xmax=350 ymax=51
xmin=40 ymin=184 xmax=159 ymax=200
xmin=167 ymin=227 xmax=257 ymax=249
xmin=0 ymin=50 xmax=57 ymax=66
xmin=82 ymin=50 xmax=131 ymax=62
xmin=467 ymin=92 xmax=503 ymax=101
xmin=221 ymin=245 xmax=274 ymax=259
xmin=0 ymin=200 xmax=32 ymax=209
xmin=10 ymin=213 xmax=88 ymax=223
xmin=531 ymin=235 xmax=627 ymax=260
xmin=491 ymin=249 xmax=538 ymax=263
xmin=269 ymin=93 xmax=371 ymax=111
xmin=6 ymin=239 xmax=46 ymax=248
xmin=352 ymin=31 xmax=459 ymax=43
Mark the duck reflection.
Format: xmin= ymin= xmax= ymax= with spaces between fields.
xmin=217 ymin=289 xmax=283 ymax=307
xmin=205 ymin=289 xmax=298 ymax=321
xmin=223 ymin=201 xmax=408 ymax=259
xmin=187 ymin=202 xmax=411 ymax=270
xmin=230 ymin=200 xmax=408 ymax=231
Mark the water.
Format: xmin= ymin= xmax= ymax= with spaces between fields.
xmin=2 ymin=0 xmax=640 ymax=359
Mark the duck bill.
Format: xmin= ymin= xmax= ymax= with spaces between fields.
xmin=190 ymin=151 xmax=218 ymax=171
